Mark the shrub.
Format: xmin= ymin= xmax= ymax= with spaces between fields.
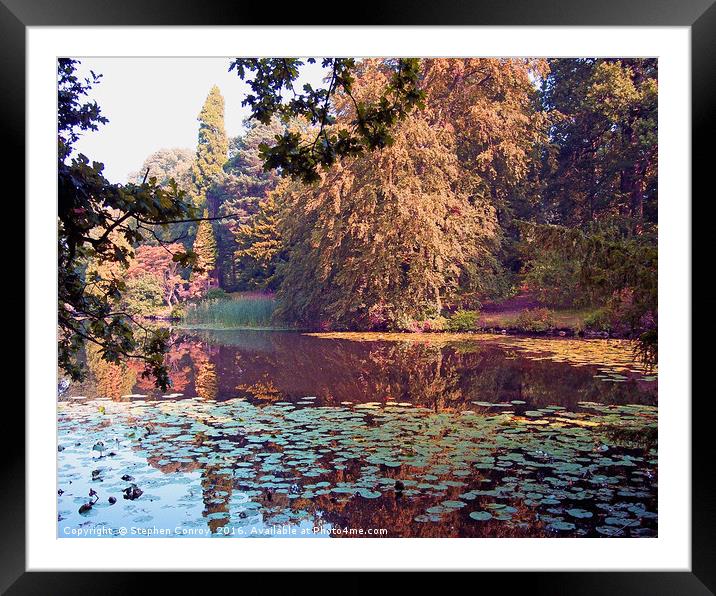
xmin=523 ymin=252 xmax=583 ymax=308
xmin=390 ymin=313 xmax=448 ymax=333
xmin=170 ymin=303 xmax=186 ymax=320
xmin=206 ymin=287 xmax=229 ymax=301
xmin=509 ymin=308 xmax=555 ymax=333
xmin=422 ymin=317 xmax=448 ymax=332
xmin=446 ymin=310 xmax=481 ymax=332
xmin=122 ymin=274 xmax=164 ymax=316
xmin=582 ymin=307 xmax=612 ymax=332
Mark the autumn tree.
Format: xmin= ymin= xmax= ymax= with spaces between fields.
xmin=229 ymin=58 xmax=425 ymax=184
xmin=419 ymin=58 xmax=551 ymax=290
xmin=421 ymin=58 xmax=550 ymax=223
xmin=127 ymin=243 xmax=187 ymax=306
xmin=274 ymin=60 xmax=499 ymax=329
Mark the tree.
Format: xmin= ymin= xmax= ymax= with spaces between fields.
xmin=274 ymin=61 xmax=499 ymax=329
xmin=540 ymin=59 xmax=657 ymax=232
xmin=233 ymin=190 xmax=286 ymax=291
xmin=127 ymin=147 xmax=194 ymax=190
xmin=229 ymin=58 xmax=425 ymax=183
xmin=58 ymin=59 xmax=197 ymax=389
xmin=122 ymin=273 xmax=165 ymax=316
xmin=225 ymin=117 xmax=285 ymax=200
xmin=210 ymin=117 xmax=285 ymax=289
xmin=127 ymin=148 xmax=195 ymax=246
xmin=419 ymin=58 xmax=551 ymax=288
xmin=127 ymin=244 xmax=186 ymax=307
xmin=421 ymin=58 xmax=550 ymax=224
xmin=189 ymin=210 xmax=218 ymax=294
xmin=190 ymin=85 xmax=228 ymax=210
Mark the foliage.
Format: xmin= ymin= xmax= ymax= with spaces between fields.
xmin=582 ymin=307 xmax=612 ymax=332
xmin=446 ymin=310 xmax=481 ymax=332
xmin=57 ymin=59 xmax=197 ymax=389
xmin=225 ymin=117 xmax=285 ymax=199
xmin=212 ymin=118 xmax=286 ymax=288
xmin=508 ymin=308 xmax=556 ymax=333
xmin=206 ymin=287 xmax=229 ymax=301
xmin=190 ymin=86 xmax=228 ymax=210
xmin=518 ymin=220 xmax=656 ymax=362
xmin=460 ymin=252 xmax=516 ymax=305
xmin=233 ymin=191 xmax=286 ymax=291
xmin=127 ymin=147 xmax=194 ymax=191
xmin=127 ymin=148 xmax=195 ymax=245
xmin=183 ymin=293 xmax=277 ymax=328
xmin=522 ymin=249 xmax=582 ymax=307
xmin=421 ymin=317 xmax=448 ymax=332
xmin=274 ymin=62 xmax=499 ymax=329
xmin=391 ymin=315 xmax=449 ymax=333
xmin=421 ymin=58 xmax=550 ymax=225
xmin=420 ymin=58 xmax=551 ymax=283
xmin=541 ymin=59 xmax=657 ymax=232
xmin=122 ymin=274 xmax=165 ymax=316
xmin=189 ymin=210 xmax=218 ymax=294
xmin=170 ymin=303 xmax=187 ymax=320
xmin=127 ymin=243 xmax=186 ymax=307
xmin=229 ymin=58 xmax=425 ymax=183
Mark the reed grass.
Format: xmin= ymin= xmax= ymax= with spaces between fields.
xmin=183 ymin=293 xmax=277 ymax=329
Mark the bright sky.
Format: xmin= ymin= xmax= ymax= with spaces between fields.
xmin=71 ymin=58 xmax=327 ymax=183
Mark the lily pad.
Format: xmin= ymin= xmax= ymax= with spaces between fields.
xmin=469 ymin=511 xmax=492 ymax=521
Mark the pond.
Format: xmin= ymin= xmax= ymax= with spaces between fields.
xmin=58 ymin=330 xmax=657 ymax=538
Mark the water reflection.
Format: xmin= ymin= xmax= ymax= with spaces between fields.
xmin=59 ymin=330 xmax=657 ymax=538
xmin=81 ymin=329 xmax=657 ymax=409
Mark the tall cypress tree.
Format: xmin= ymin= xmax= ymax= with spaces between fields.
xmin=191 ymin=209 xmax=218 ymax=291
xmin=191 ymin=85 xmax=228 ymax=210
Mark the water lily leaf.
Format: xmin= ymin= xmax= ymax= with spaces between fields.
xmin=566 ymin=508 xmax=593 ymax=519
xmin=469 ymin=511 xmax=492 ymax=521
xmin=548 ymin=520 xmax=576 ymax=531
xmin=441 ymin=500 xmax=466 ymax=509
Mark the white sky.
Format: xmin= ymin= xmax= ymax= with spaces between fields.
xmin=71 ymin=57 xmax=327 ymax=183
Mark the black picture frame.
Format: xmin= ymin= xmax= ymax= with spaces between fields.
xmin=7 ymin=0 xmax=711 ymax=592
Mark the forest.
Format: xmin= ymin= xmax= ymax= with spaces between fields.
xmin=58 ymin=57 xmax=657 ymax=389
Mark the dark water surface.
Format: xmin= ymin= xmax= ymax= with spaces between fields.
xmin=58 ymin=330 xmax=657 ymax=538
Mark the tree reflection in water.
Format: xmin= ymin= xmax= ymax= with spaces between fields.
xmin=81 ymin=330 xmax=656 ymax=408
xmin=59 ymin=330 xmax=657 ymax=538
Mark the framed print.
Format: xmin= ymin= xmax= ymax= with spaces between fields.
xmin=7 ymin=0 xmax=713 ymax=591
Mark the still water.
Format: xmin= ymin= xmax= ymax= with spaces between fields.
xmin=58 ymin=330 xmax=657 ymax=538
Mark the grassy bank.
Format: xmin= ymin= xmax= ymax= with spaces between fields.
xmin=479 ymin=306 xmax=606 ymax=334
xmin=179 ymin=290 xmax=611 ymax=337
